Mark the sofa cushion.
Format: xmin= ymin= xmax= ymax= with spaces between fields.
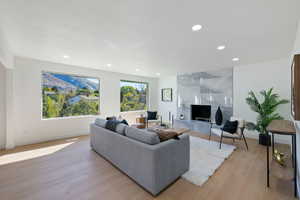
xmin=116 ymin=123 xmax=127 ymax=135
xmin=147 ymin=111 xmax=157 ymax=120
xmin=222 ymin=120 xmax=238 ymax=134
xmin=125 ymin=126 xmax=160 ymax=145
xmin=95 ymin=118 xmax=107 ymax=128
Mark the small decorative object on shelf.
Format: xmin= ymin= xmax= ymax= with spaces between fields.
xmin=215 ymin=106 xmax=223 ymax=125
xmin=179 ymin=114 xmax=184 ymax=120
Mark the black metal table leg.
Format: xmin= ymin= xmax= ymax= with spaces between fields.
xmin=267 ymin=132 xmax=270 ymax=187
xmin=292 ymin=135 xmax=295 ymax=168
xmin=293 ymin=135 xmax=298 ymax=197
xmin=272 ymin=133 xmax=275 ymax=156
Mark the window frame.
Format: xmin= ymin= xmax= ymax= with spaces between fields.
xmin=41 ymin=71 xmax=101 ymax=120
xmin=120 ymin=80 xmax=149 ymax=113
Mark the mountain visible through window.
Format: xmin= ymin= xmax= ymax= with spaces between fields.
xmin=42 ymin=72 xmax=100 ymax=119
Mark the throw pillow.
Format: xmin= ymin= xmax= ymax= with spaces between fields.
xmin=120 ymin=119 xmax=129 ymax=125
xmin=147 ymin=111 xmax=157 ymax=120
xmin=222 ymin=120 xmax=238 ymax=134
xmin=106 ymin=116 xmax=117 ymax=121
xmin=105 ymin=120 xmax=120 ymax=132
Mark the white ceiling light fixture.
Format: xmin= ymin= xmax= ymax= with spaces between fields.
xmin=135 ymin=68 xmax=140 ymax=72
xmin=63 ymin=55 xmax=70 ymax=59
xmin=156 ymin=72 xmax=161 ymax=76
xmin=232 ymin=57 xmax=239 ymax=61
xmin=217 ymin=45 xmax=226 ymax=50
xmin=192 ymin=24 xmax=202 ymax=32
xmin=107 ymin=63 xmax=112 ymax=67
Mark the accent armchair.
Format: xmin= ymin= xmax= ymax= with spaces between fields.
xmin=146 ymin=111 xmax=162 ymax=128
xmin=210 ymin=117 xmax=249 ymax=150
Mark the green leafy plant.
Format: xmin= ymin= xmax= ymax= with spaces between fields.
xmin=245 ymin=88 xmax=289 ymax=134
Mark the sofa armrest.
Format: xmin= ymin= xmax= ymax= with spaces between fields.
xmin=150 ymin=134 xmax=190 ymax=193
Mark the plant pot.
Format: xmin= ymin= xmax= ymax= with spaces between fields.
xmin=259 ymin=133 xmax=271 ymax=146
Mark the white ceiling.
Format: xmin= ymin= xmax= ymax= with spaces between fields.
xmin=0 ymin=0 xmax=299 ymax=77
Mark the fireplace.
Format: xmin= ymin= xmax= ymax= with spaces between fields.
xmin=191 ymin=105 xmax=211 ymax=121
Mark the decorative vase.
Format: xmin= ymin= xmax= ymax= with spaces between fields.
xmin=259 ymin=133 xmax=271 ymax=146
xmin=215 ymin=106 xmax=223 ymax=126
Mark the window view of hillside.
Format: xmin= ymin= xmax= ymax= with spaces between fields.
xmin=120 ymin=80 xmax=148 ymax=112
xmin=42 ymin=72 xmax=100 ymax=119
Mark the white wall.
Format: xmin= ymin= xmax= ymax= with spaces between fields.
xmin=158 ymin=76 xmax=177 ymax=122
xmin=12 ymin=57 xmax=158 ymax=146
xmin=293 ymin=20 xmax=300 ymax=55
xmin=0 ymin=28 xmax=13 ymax=69
xmin=233 ymin=58 xmax=291 ymax=143
xmin=0 ymin=62 xmax=6 ymax=149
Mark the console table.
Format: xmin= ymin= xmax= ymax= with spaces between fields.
xmin=266 ymin=120 xmax=297 ymax=197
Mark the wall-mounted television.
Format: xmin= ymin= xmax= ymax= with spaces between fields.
xmin=191 ymin=105 xmax=211 ymax=121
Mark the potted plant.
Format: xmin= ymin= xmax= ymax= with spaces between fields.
xmin=245 ymin=88 xmax=289 ymax=146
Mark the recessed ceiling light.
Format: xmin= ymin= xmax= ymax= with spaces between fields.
xmin=63 ymin=55 xmax=70 ymax=59
xmin=107 ymin=63 xmax=112 ymax=67
xmin=192 ymin=24 xmax=202 ymax=32
xmin=217 ymin=45 xmax=226 ymax=50
xmin=232 ymin=57 xmax=239 ymax=61
xmin=156 ymin=73 xmax=161 ymax=76
xmin=135 ymin=68 xmax=140 ymax=72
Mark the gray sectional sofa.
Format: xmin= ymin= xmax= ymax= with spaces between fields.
xmin=90 ymin=119 xmax=190 ymax=196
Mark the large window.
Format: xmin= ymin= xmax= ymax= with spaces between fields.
xmin=120 ymin=80 xmax=148 ymax=112
xmin=42 ymin=72 xmax=100 ymax=119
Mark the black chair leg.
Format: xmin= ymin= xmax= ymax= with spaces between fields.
xmin=209 ymin=130 xmax=212 ymax=141
xmin=219 ymin=135 xmax=223 ymax=149
xmin=242 ymin=133 xmax=249 ymax=150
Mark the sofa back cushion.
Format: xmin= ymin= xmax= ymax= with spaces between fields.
xmin=116 ymin=123 xmax=127 ymax=135
xmin=125 ymin=126 xmax=160 ymax=145
xmin=95 ymin=118 xmax=107 ymax=128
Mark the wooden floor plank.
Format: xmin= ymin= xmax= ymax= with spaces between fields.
xmin=0 ymin=133 xmax=297 ymax=200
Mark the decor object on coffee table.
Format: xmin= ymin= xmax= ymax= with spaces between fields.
xmin=161 ymin=88 xmax=172 ymax=102
xmin=211 ymin=117 xmax=248 ymax=150
xmin=245 ymin=88 xmax=289 ymax=146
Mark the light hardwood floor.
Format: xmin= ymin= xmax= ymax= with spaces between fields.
xmin=0 ymin=133 xmax=296 ymax=200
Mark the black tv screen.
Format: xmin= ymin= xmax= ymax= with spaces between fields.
xmin=191 ymin=105 xmax=211 ymax=120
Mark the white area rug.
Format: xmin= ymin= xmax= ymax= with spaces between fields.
xmin=182 ymin=136 xmax=236 ymax=186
